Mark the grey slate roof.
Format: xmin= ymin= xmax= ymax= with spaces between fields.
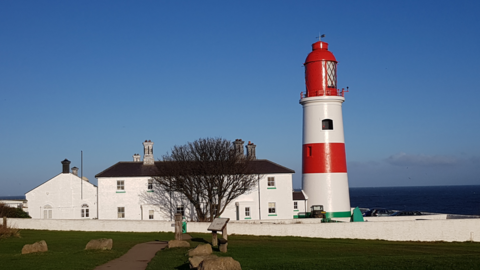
xmin=292 ymin=191 xmax=306 ymax=200
xmin=95 ymin=159 xmax=294 ymax=178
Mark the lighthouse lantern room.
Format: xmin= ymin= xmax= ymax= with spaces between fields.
xmin=300 ymin=40 xmax=351 ymax=219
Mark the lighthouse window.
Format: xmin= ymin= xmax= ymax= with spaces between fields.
xmin=327 ymin=61 xmax=336 ymax=88
xmin=322 ymin=119 xmax=333 ymax=130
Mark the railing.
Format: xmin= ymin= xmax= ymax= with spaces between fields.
xmin=300 ymin=88 xmax=348 ymax=99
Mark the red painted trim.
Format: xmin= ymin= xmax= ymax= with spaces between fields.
xmin=302 ymin=143 xmax=347 ymax=173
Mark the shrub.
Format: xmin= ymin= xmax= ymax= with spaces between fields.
xmin=0 ymin=224 xmax=20 ymax=239
xmin=0 ymin=203 xmax=31 ymax=218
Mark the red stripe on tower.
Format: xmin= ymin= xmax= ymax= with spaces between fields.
xmin=302 ymin=143 xmax=347 ymax=173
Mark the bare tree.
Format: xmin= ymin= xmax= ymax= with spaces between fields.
xmin=140 ymin=181 xmax=195 ymax=221
xmin=154 ymin=138 xmax=261 ymax=222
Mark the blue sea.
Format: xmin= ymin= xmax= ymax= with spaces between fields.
xmin=349 ymin=185 xmax=480 ymax=215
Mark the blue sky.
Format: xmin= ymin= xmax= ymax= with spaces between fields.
xmin=1 ymin=0 xmax=479 ymax=196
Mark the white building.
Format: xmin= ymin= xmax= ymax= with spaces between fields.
xmin=293 ymin=190 xmax=308 ymax=218
xmin=25 ymin=159 xmax=98 ymax=219
xmin=0 ymin=196 xmax=28 ymax=213
xmin=96 ymin=140 xmax=297 ymax=221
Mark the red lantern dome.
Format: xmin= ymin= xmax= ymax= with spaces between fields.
xmin=304 ymin=41 xmax=338 ymax=97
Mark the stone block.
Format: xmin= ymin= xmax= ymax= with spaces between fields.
xmin=219 ymin=243 xmax=228 ymax=253
xmin=188 ymin=244 xmax=213 ymax=257
xmin=168 ymin=240 xmax=190 ymax=248
xmin=189 ymin=255 xmax=218 ymax=269
xmin=85 ymin=238 xmax=113 ymax=250
xmin=199 ymin=257 xmax=241 ymax=270
xmin=22 ymin=240 xmax=48 ymax=254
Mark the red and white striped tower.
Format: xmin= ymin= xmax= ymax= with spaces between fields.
xmin=300 ymin=40 xmax=351 ymax=219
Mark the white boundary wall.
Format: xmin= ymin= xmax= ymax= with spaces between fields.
xmin=8 ymin=218 xmax=480 ymax=242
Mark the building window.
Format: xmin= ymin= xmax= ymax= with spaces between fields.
xmin=43 ymin=205 xmax=52 ymax=219
xmin=81 ymin=204 xmax=89 ymax=218
xmin=322 ymin=119 xmax=333 ymax=130
xmin=149 ymin=210 xmax=154 ymax=220
xmin=117 ymin=180 xmax=125 ymax=191
xmin=268 ymin=202 xmax=276 ymax=214
xmin=245 ymin=207 xmax=250 ymax=217
xmin=148 ymin=179 xmax=153 ymax=190
xmin=176 ymin=205 xmax=185 ymax=216
xmin=267 ymin=177 xmax=275 ymax=187
xmin=307 ymin=146 xmax=312 ymax=157
xmin=118 ymin=207 xmax=125 ymax=218
xmin=294 ymin=202 xmax=298 ymax=210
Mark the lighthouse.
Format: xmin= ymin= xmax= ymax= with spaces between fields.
xmin=300 ymin=40 xmax=351 ymax=219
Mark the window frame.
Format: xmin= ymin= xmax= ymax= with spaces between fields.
xmin=43 ymin=205 xmax=52 ymax=219
xmin=212 ymin=204 xmax=218 ymax=217
xmin=176 ymin=205 xmax=185 ymax=216
xmin=117 ymin=180 xmax=125 ymax=191
xmin=267 ymin=177 xmax=276 ymax=189
xmin=322 ymin=119 xmax=333 ymax=130
xmin=294 ymin=201 xmax=298 ymax=210
xmin=268 ymin=202 xmax=276 ymax=215
xmin=147 ymin=179 xmax=153 ymax=191
xmin=326 ymin=61 xmax=337 ymax=89
xmin=149 ymin=210 xmax=154 ymax=220
xmin=245 ymin=207 xmax=250 ymax=217
xmin=118 ymin=207 xmax=125 ymax=218
xmin=81 ymin=204 xmax=89 ymax=218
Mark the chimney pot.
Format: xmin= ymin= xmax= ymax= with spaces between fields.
xmin=61 ymin=159 xmax=71 ymax=174
xmin=246 ymin=142 xmax=257 ymax=160
xmin=71 ymin=166 xmax=79 ymax=176
xmin=233 ymin=139 xmax=245 ymax=157
xmin=142 ymin=140 xmax=155 ymax=165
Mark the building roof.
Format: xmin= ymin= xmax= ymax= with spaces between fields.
xmin=0 ymin=195 xmax=26 ymax=201
xmin=95 ymin=159 xmax=295 ymax=178
xmin=293 ymin=190 xmax=306 ymax=200
xmin=25 ymin=173 xmax=98 ymax=195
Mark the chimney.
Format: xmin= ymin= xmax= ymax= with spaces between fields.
xmin=71 ymin=166 xmax=79 ymax=176
xmin=143 ymin=140 xmax=154 ymax=165
xmin=61 ymin=159 xmax=71 ymax=174
xmin=233 ymin=139 xmax=244 ymax=157
xmin=246 ymin=141 xmax=256 ymax=160
xmin=133 ymin=153 xmax=141 ymax=162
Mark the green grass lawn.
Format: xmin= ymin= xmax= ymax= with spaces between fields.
xmin=0 ymin=230 xmax=174 ymax=270
xmin=148 ymin=233 xmax=480 ymax=270
xmin=1 ymin=230 xmax=480 ymax=270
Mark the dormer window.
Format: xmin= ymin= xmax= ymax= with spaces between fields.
xmin=322 ymin=119 xmax=333 ymax=130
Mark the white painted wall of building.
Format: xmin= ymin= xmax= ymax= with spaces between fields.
xmin=8 ymin=217 xmax=480 ymax=242
xmin=25 ymin=173 xmax=97 ymax=219
xmin=97 ymin=176 xmax=172 ymax=220
xmin=220 ymin=173 xmax=294 ymax=221
xmin=293 ymin=200 xmax=307 ymax=217
xmin=98 ymin=173 xmax=294 ymax=221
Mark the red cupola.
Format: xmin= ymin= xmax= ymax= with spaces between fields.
xmin=304 ymin=41 xmax=338 ymax=97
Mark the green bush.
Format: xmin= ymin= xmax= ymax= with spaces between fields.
xmin=0 ymin=203 xmax=31 ymax=218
